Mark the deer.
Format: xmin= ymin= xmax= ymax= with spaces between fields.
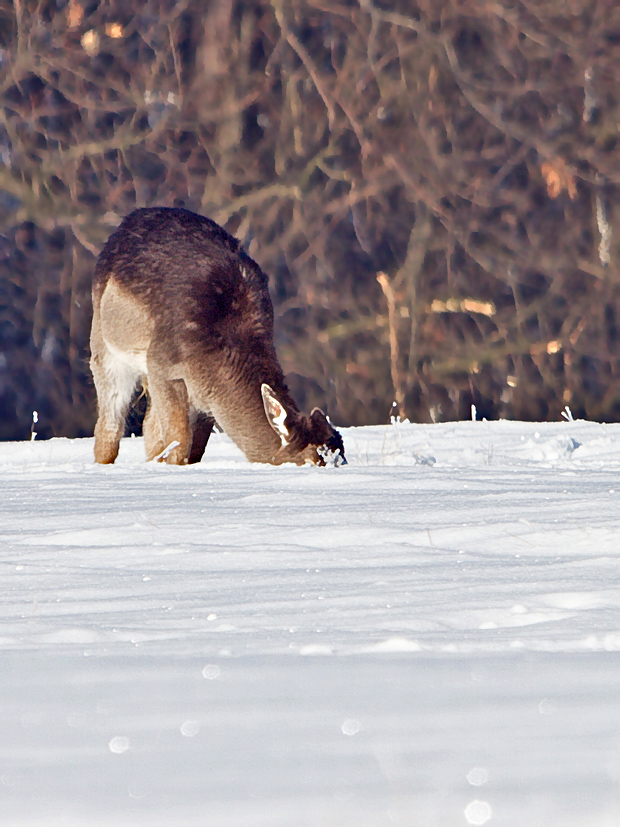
xmin=89 ymin=207 xmax=346 ymax=468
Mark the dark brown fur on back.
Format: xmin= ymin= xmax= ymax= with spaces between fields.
xmin=94 ymin=208 xmax=289 ymax=398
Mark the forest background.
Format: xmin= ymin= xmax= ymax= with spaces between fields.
xmin=0 ymin=0 xmax=619 ymax=441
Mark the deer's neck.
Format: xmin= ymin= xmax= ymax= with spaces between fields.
xmin=214 ymin=391 xmax=279 ymax=462
xmin=187 ymin=343 xmax=299 ymax=463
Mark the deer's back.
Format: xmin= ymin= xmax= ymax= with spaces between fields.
xmin=94 ymin=207 xmax=275 ymax=351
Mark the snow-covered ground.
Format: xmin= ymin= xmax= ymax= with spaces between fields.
xmin=2 ymin=419 xmax=620 ymax=826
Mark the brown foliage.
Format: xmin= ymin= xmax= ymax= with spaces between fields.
xmin=1 ymin=0 xmax=619 ymax=438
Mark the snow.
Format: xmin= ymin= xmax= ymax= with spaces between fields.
xmin=2 ymin=419 xmax=620 ymax=825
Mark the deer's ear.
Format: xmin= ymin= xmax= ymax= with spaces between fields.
xmin=261 ymin=384 xmax=290 ymax=445
xmin=310 ymin=407 xmax=328 ymax=424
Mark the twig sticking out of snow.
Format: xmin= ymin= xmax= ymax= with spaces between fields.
xmin=561 ymin=406 xmax=575 ymax=422
xmin=154 ymin=441 xmax=181 ymax=461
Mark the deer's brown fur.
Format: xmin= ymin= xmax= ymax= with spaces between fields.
xmin=90 ymin=208 xmax=346 ymax=467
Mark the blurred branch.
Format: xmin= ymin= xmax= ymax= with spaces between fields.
xmin=377 ymin=271 xmax=406 ymax=420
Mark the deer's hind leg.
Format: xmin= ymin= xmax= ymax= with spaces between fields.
xmin=144 ymin=361 xmax=192 ymax=465
xmin=142 ymin=384 xmax=165 ymax=462
xmin=90 ymin=335 xmax=139 ymax=464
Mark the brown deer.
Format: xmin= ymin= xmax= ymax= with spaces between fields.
xmin=90 ymin=207 xmax=346 ymax=467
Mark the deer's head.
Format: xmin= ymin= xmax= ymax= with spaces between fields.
xmin=261 ymin=384 xmax=346 ymax=467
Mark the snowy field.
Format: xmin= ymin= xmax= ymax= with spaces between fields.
xmin=2 ymin=418 xmax=620 ymax=826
